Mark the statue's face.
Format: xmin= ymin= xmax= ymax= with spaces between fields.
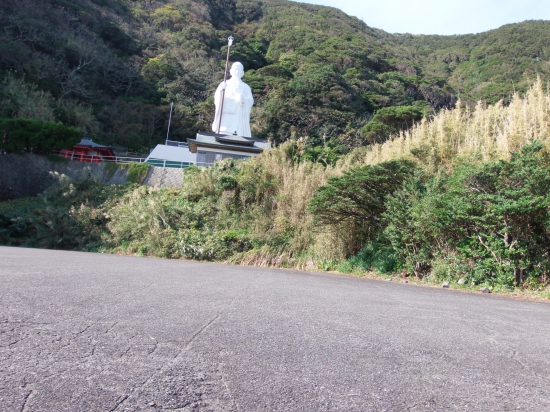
xmin=230 ymin=63 xmax=244 ymax=79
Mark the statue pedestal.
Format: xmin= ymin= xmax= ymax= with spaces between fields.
xmin=187 ymin=132 xmax=271 ymax=166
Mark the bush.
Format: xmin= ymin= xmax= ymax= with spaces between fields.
xmin=338 ymin=240 xmax=401 ymax=274
xmin=309 ymin=159 xmax=417 ymax=253
xmin=360 ymin=105 xmax=425 ymax=144
xmin=0 ymin=175 xmax=128 ymax=250
xmin=124 ymin=162 xmax=151 ymax=184
xmin=0 ymin=118 xmax=82 ymax=153
xmin=383 ymin=171 xmax=444 ymax=277
xmin=383 ymin=141 xmax=550 ymax=286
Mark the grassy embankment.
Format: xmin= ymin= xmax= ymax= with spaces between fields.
xmin=1 ymin=80 xmax=550 ymax=297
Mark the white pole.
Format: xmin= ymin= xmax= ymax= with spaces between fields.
xmin=217 ymin=36 xmax=234 ymax=134
xmin=166 ymin=102 xmax=174 ymax=144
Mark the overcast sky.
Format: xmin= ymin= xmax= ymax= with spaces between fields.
xmin=296 ymin=0 xmax=550 ymax=35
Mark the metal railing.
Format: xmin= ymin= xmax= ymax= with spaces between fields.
xmin=111 ymin=146 xmax=147 ymax=158
xmin=52 ymin=150 xmax=147 ymax=164
xmin=52 ymin=151 xmax=198 ymax=169
xmin=165 ymin=140 xmax=189 ymax=148
xmin=146 ymin=158 xmax=194 ymax=169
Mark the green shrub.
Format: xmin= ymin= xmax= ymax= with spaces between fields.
xmin=0 ymin=175 xmax=128 ymax=250
xmin=103 ymin=162 xmax=119 ymax=180
xmin=383 ymin=141 xmax=550 ymax=286
xmin=124 ymin=163 xmax=151 ymax=184
xmin=382 ymin=170 xmax=442 ymax=277
xmin=360 ymin=105 xmax=426 ymax=144
xmin=309 ymin=159 xmax=417 ymax=253
xmin=338 ymin=240 xmax=401 ymax=274
xmin=0 ymin=118 xmax=81 ymax=153
xmin=177 ymin=228 xmax=253 ymax=261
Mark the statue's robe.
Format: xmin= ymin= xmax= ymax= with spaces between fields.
xmin=212 ymin=79 xmax=254 ymax=137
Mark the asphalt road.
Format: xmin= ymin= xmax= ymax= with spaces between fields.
xmin=1 ymin=247 xmax=550 ymax=411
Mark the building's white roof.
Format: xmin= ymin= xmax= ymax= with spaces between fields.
xmin=146 ymin=144 xmax=197 ymax=163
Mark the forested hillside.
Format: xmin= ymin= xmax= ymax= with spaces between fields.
xmin=1 ymin=0 xmax=549 ymax=152
xmin=395 ymin=21 xmax=550 ymax=104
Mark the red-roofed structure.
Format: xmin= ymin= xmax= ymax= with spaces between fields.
xmin=60 ymin=138 xmax=115 ymax=163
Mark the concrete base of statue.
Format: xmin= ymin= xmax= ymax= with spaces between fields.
xmin=187 ymin=132 xmax=271 ymax=166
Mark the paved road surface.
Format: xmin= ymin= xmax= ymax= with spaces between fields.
xmin=1 ymin=247 xmax=550 ymax=411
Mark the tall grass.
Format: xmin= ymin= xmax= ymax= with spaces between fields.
xmin=81 ymin=79 xmax=550 ymax=270
xmin=229 ymin=147 xmax=347 ymax=267
xmin=341 ymin=78 xmax=550 ymax=170
xmin=103 ymin=146 xmax=346 ymax=268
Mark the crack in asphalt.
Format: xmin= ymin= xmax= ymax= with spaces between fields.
xmin=113 ymin=312 xmax=224 ymax=411
xmin=482 ymin=325 xmax=550 ymax=383
xmin=75 ymin=324 xmax=93 ymax=336
xmin=147 ymin=342 xmax=158 ymax=355
xmin=19 ymin=390 xmax=33 ymax=412
xmin=104 ymin=322 xmax=119 ymax=334
xmin=108 ymin=394 xmax=129 ymax=412
xmin=183 ymin=313 xmax=221 ymax=352
xmin=510 ymin=350 xmax=550 ymax=383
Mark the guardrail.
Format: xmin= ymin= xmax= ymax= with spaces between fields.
xmin=51 ymin=151 xmax=202 ymax=169
xmin=52 ymin=150 xmax=147 ymax=164
xmin=146 ymin=158 xmax=194 ymax=169
xmin=165 ymin=140 xmax=189 ymax=148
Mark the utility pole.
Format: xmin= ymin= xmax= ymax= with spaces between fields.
xmin=165 ymin=102 xmax=173 ymax=144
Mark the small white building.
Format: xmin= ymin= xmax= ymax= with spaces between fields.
xmin=146 ymin=141 xmax=197 ymax=168
xmin=146 ymin=134 xmax=271 ymax=168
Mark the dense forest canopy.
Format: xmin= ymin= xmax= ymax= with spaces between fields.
xmin=0 ymin=0 xmax=548 ymax=152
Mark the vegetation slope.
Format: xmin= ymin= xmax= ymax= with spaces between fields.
xmin=2 ymin=1 xmax=550 ymax=295
xmin=2 ymin=81 xmax=550 ymax=295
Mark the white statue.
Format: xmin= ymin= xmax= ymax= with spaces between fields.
xmin=212 ymin=62 xmax=254 ymax=137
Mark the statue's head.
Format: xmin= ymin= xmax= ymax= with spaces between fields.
xmin=229 ymin=62 xmax=244 ymax=79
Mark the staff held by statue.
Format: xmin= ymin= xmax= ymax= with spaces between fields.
xmin=217 ymin=35 xmax=234 ymax=134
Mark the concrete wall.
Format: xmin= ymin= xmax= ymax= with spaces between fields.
xmin=143 ymin=166 xmax=184 ymax=188
xmin=0 ymin=154 xmax=184 ymax=201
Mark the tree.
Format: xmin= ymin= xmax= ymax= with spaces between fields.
xmin=383 ymin=141 xmax=550 ymax=285
xmin=309 ymin=159 xmax=416 ymax=251
xmin=0 ymin=118 xmax=82 ymax=153
xmin=360 ymin=105 xmax=425 ymax=144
